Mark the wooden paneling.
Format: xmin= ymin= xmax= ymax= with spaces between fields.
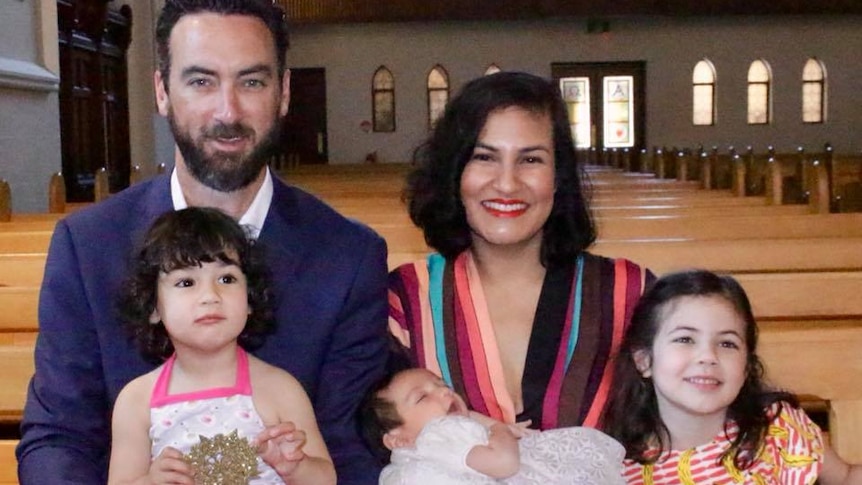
xmin=57 ymin=1 xmax=132 ymax=202
xmin=278 ymin=0 xmax=862 ymax=23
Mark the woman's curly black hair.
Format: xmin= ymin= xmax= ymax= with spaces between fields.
xmin=601 ymin=269 xmax=797 ymax=470
xmin=406 ymin=71 xmax=596 ymax=267
xmin=117 ymin=207 xmax=274 ymax=364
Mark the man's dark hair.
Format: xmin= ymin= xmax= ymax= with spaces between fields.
xmin=155 ymin=0 xmax=290 ymax=87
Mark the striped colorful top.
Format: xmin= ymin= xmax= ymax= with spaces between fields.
xmin=387 ymin=250 xmax=652 ymax=430
xmin=622 ymin=402 xmax=824 ymax=484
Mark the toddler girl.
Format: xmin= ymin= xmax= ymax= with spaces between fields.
xmin=107 ymin=207 xmax=336 ymax=485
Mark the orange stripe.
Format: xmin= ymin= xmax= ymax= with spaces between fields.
xmin=583 ymin=259 xmax=630 ymax=426
xmin=416 ymin=262 xmax=442 ymax=377
xmin=464 ymin=252 xmax=515 ymax=423
xmin=455 ymin=254 xmax=503 ymax=420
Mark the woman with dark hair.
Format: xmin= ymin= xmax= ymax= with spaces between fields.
xmin=388 ymin=71 xmax=653 ymax=432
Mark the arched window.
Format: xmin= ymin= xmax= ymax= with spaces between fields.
xmin=372 ymin=66 xmax=395 ymax=132
xmin=802 ymin=58 xmax=826 ymax=123
xmin=484 ymin=64 xmax=501 ymax=75
xmin=747 ymin=59 xmax=772 ymax=125
xmin=692 ymin=59 xmax=716 ymax=126
xmin=427 ymin=65 xmax=449 ymax=128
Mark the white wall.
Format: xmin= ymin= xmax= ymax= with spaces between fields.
xmin=0 ymin=0 xmax=61 ymax=212
xmin=1 ymin=5 xmax=859 ymax=213
xmin=286 ymin=15 xmax=862 ymax=164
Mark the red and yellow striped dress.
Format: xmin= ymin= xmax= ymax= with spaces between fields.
xmin=623 ymin=403 xmax=824 ymax=484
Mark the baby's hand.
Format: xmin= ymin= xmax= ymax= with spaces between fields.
xmin=149 ymin=446 xmax=195 ymax=485
xmin=509 ymin=419 xmax=539 ymax=438
xmin=252 ymin=422 xmax=307 ymax=477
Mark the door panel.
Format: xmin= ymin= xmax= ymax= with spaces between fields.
xmin=552 ymin=62 xmax=646 ymax=161
xmin=57 ymin=1 xmax=131 ymax=201
xmin=279 ymin=68 xmax=328 ymax=166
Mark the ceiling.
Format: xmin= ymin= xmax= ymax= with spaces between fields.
xmin=278 ymin=0 xmax=862 ymax=24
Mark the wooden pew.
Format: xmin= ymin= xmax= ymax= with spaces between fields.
xmin=0 ymin=255 xmax=45 ymax=287
xmin=0 ymin=181 xmax=9 ymax=223
xmin=595 ymin=213 xmax=862 ymax=240
xmin=5 ymin=212 xmax=862 ymax=290
xmin=0 ymin=440 xmax=17 ymax=485
xmin=0 ymin=232 xmax=52 ymax=255
xmin=591 ymin=237 xmax=862 ymax=274
xmin=757 ymin=319 xmax=862 ymax=462
xmin=374 ymin=212 xmax=862 ymax=245
xmin=830 ymin=150 xmax=862 ymax=212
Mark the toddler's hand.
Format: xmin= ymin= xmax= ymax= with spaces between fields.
xmin=149 ymin=446 xmax=195 ymax=484
xmin=252 ymin=422 xmax=307 ymax=477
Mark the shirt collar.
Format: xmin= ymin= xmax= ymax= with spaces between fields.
xmin=170 ymin=167 xmax=273 ymax=239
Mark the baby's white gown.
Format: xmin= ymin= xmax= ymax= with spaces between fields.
xmin=380 ymin=415 xmax=625 ymax=485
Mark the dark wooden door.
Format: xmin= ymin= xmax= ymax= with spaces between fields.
xmin=280 ymin=67 xmax=328 ymax=165
xmin=551 ymin=61 xmax=646 ymax=155
xmin=57 ymin=1 xmax=132 ymax=201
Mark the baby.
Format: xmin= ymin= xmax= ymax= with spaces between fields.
xmin=359 ymin=367 xmax=625 ymax=484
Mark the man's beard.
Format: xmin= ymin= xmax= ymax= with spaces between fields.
xmin=168 ymin=111 xmax=283 ymax=193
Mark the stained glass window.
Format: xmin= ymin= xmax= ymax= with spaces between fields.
xmin=603 ymin=76 xmax=634 ymax=148
xmin=802 ymin=58 xmax=826 ymax=123
xmin=560 ymin=77 xmax=591 ymax=148
xmin=427 ymin=65 xmax=449 ymax=129
xmin=747 ymin=59 xmax=771 ymax=125
xmin=693 ymin=59 xmax=716 ymax=126
xmin=372 ymin=66 xmax=395 ymax=132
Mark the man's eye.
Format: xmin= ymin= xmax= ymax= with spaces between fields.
xmin=244 ymin=79 xmax=266 ymax=88
xmin=188 ymin=78 xmax=211 ymax=87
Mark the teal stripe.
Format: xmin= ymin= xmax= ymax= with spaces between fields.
xmin=564 ymin=253 xmax=585 ymax=369
xmin=427 ymin=253 xmax=453 ymax=386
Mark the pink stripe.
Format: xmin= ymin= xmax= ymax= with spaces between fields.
xmin=150 ymin=347 xmax=250 ymax=408
xmin=541 ymin=284 xmax=576 ymax=429
xmin=583 ymin=259 xmax=629 ymax=427
xmin=453 ymin=293 xmax=488 ymax=416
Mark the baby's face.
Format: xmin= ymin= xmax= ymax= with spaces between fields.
xmin=382 ymin=368 xmax=468 ymax=446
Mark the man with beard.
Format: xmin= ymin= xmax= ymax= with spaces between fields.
xmin=16 ymin=1 xmax=388 ymax=484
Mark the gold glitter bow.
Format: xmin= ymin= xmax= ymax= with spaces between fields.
xmin=185 ymin=430 xmax=260 ymax=485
